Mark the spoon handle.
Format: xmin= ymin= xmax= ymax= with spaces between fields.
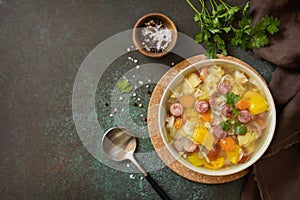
xmin=145 ymin=174 xmax=171 ymax=200
xmin=128 ymin=153 xmax=171 ymax=200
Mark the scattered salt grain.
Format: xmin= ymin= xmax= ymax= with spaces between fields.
xmin=132 ymin=75 xmax=136 ymax=78
xmin=134 ymin=85 xmax=138 ymax=90
xmin=140 ymin=177 xmax=144 ymax=180
xmin=147 ymin=79 xmax=151 ymax=83
xmin=119 ymin=96 xmax=123 ymax=101
xmin=129 ymin=174 xmax=135 ymax=179
xmin=136 ymin=65 xmax=140 ymax=69
xmin=109 ymin=113 xmax=113 ymax=117
xmin=171 ymin=62 xmax=175 ymax=66
xmin=128 ymin=56 xmax=132 ymax=60
xmin=132 ymin=92 xmax=137 ymax=97
xmin=145 ymin=84 xmax=150 ymax=88
xmin=134 ymin=59 xmax=138 ymax=63
xmin=127 ymin=48 xmax=131 ymax=52
xmin=126 ymin=163 xmax=130 ymax=168
xmin=138 ymin=81 xmax=143 ymax=85
xmin=137 ymin=98 xmax=141 ymax=101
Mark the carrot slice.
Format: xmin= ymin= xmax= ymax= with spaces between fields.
xmin=174 ymin=118 xmax=182 ymax=129
xmin=236 ymin=99 xmax=249 ymax=110
xmin=219 ymin=137 xmax=235 ymax=152
xmin=257 ymin=118 xmax=265 ymax=127
xmin=201 ymin=110 xmax=211 ymax=122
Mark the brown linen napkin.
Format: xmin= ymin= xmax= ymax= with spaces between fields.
xmin=242 ymin=0 xmax=300 ymax=199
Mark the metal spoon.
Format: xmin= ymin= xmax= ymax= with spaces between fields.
xmin=102 ymin=127 xmax=171 ymax=200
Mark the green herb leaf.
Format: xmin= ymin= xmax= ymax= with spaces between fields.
xmin=234 ymin=121 xmax=247 ymax=135
xmin=222 ymin=27 xmax=231 ymax=33
xmin=238 ymin=15 xmax=252 ymax=29
xmin=233 ymin=107 xmax=240 ymax=117
xmin=253 ymin=31 xmax=269 ymax=48
xmin=225 ymin=92 xmax=242 ymax=106
xmin=213 ymin=34 xmax=227 ymax=55
xmin=206 ymin=41 xmax=217 ymax=58
xmin=220 ymin=120 xmax=232 ymax=131
xmin=117 ymin=79 xmax=132 ymax=94
xmin=266 ymin=16 xmax=280 ymax=35
xmin=209 ymin=28 xmax=221 ymax=34
xmin=194 ymin=13 xmax=200 ymax=22
xmin=195 ymin=32 xmax=204 ymax=43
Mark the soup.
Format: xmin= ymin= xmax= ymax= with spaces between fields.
xmin=164 ymin=64 xmax=270 ymax=170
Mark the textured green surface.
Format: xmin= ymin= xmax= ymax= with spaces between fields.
xmin=0 ymin=0 xmax=275 ymax=199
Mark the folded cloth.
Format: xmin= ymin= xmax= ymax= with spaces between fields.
xmin=242 ymin=0 xmax=300 ymax=199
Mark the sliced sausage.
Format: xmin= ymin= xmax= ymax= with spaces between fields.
xmin=209 ymin=96 xmax=217 ymax=106
xmin=195 ymin=100 xmax=210 ymax=113
xmin=238 ymin=110 xmax=252 ymax=123
xmin=218 ymin=80 xmax=232 ymax=95
xmin=170 ymin=103 xmax=184 ymax=116
xmin=213 ymin=125 xmax=227 ymax=139
xmin=239 ymin=152 xmax=250 ymax=164
xmin=222 ymin=104 xmax=233 ymax=118
xmin=173 ymin=138 xmax=197 ymax=152
xmin=183 ymin=138 xmax=198 ymax=152
xmin=173 ymin=139 xmax=184 ymax=152
xmin=207 ymin=147 xmax=220 ymax=161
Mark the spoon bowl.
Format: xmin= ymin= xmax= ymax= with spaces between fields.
xmin=102 ymin=127 xmax=137 ymax=162
xmin=102 ymin=127 xmax=170 ymax=200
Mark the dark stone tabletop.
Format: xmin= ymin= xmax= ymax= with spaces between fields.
xmin=0 ymin=0 xmax=275 ymax=199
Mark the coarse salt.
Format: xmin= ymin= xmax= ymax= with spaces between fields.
xmin=129 ymin=174 xmax=135 ymax=179
xmin=141 ymin=20 xmax=172 ymax=53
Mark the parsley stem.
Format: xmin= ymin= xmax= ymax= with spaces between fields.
xmin=212 ymin=0 xmax=218 ymax=8
xmin=219 ymin=0 xmax=230 ymax=9
xmin=186 ymin=0 xmax=201 ymax=15
xmin=209 ymin=0 xmax=215 ymax=12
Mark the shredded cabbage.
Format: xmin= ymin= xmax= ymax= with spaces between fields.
xmin=238 ymin=132 xmax=259 ymax=147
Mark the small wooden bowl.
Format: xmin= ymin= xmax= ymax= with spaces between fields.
xmin=133 ymin=13 xmax=178 ymax=58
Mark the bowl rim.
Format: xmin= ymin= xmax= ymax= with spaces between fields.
xmin=132 ymin=12 xmax=178 ymax=58
xmin=158 ymin=58 xmax=276 ymax=176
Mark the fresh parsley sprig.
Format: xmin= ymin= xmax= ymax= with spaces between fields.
xmin=117 ymin=79 xmax=132 ymax=94
xmin=186 ymin=0 xmax=280 ymax=58
xmin=225 ymin=92 xmax=241 ymax=106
